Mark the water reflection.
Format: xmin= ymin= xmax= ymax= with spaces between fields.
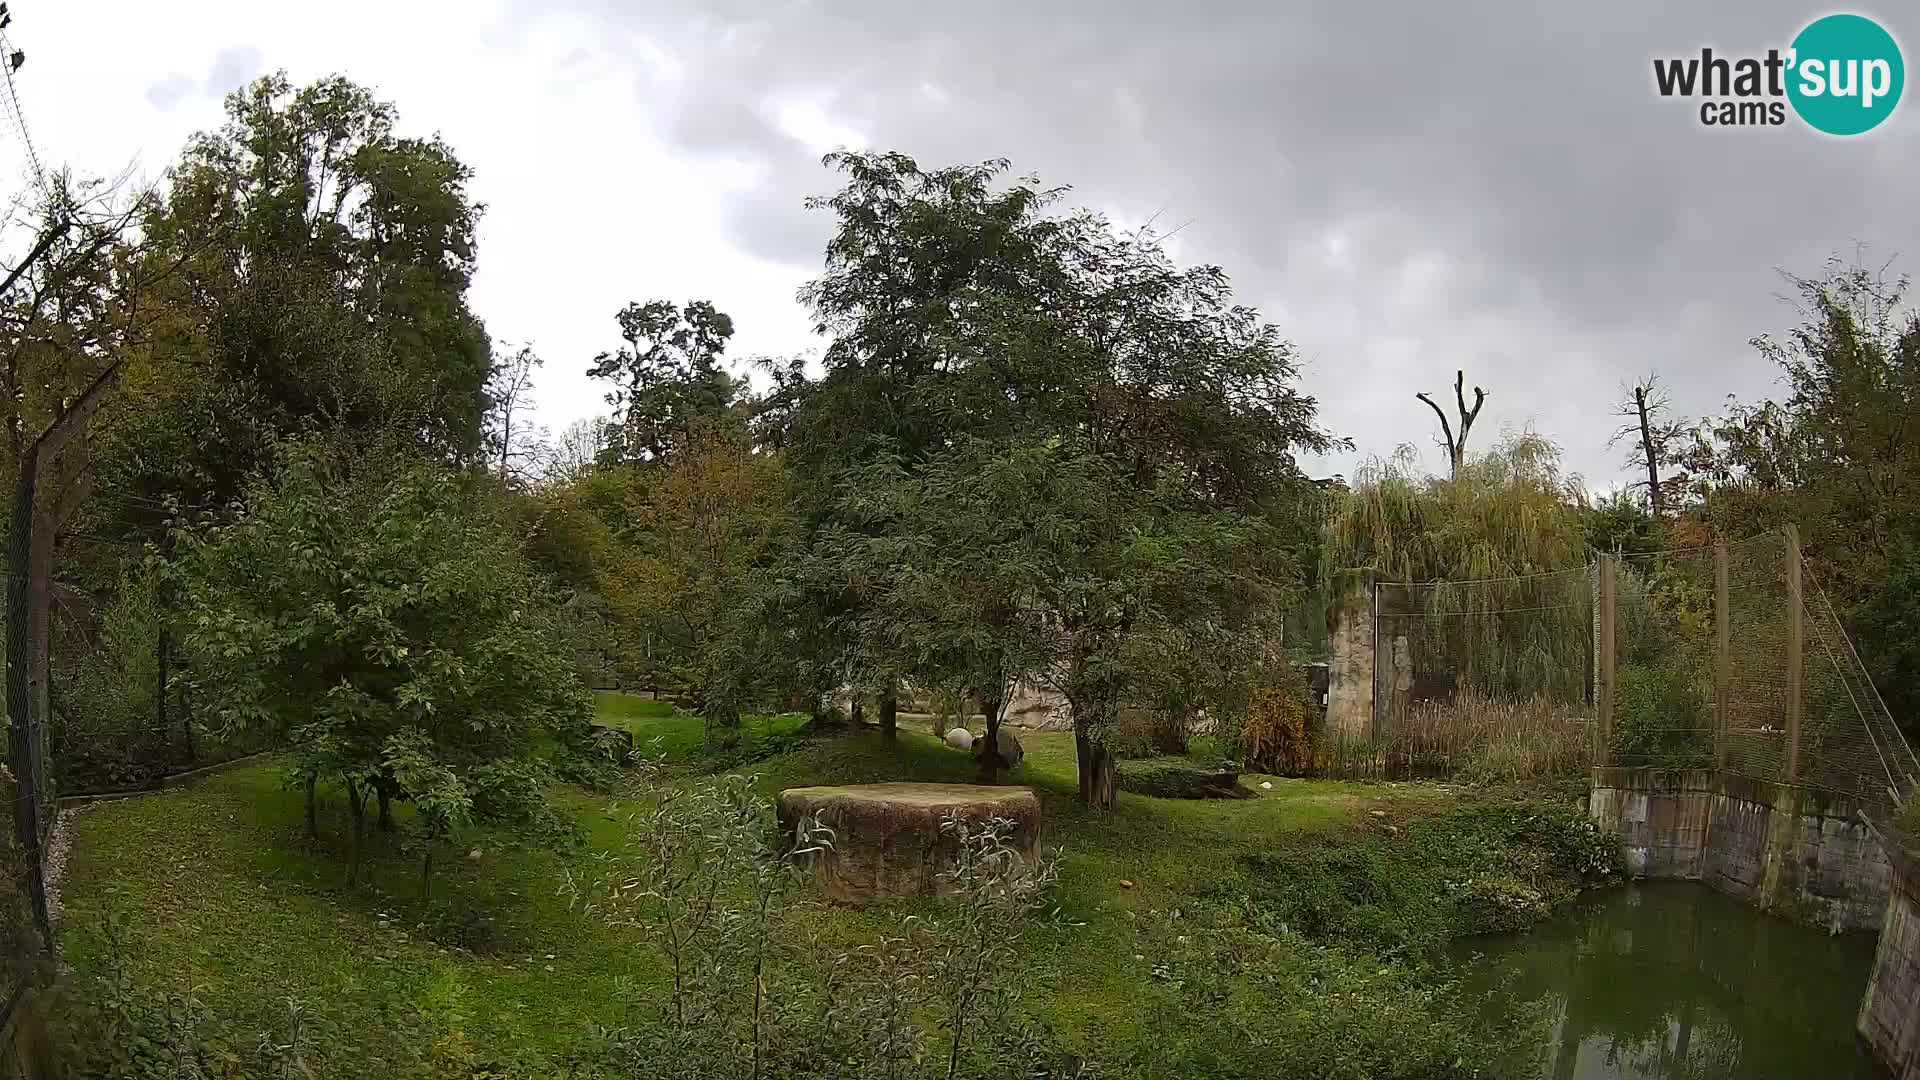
xmin=1454 ymin=883 xmax=1886 ymax=1079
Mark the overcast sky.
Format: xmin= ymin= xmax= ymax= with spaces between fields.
xmin=7 ymin=1 xmax=1917 ymax=489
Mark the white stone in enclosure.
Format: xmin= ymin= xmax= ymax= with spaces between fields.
xmin=944 ymin=727 xmax=975 ymax=750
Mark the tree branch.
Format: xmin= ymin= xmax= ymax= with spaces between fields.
xmin=33 ymin=358 xmax=124 ymax=465
xmin=1415 ymin=391 xmax=1456 ymax=463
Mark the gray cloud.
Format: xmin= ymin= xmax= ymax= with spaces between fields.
xmin=144 ymin=74 xmax=194 ymax=110
xmin=519 ymin=0 xmax=1920 ymax=486
xmin=205 ymin=45 xmax=264 ymax=94
xmin=144 ymin=45 xmax=263 ymax=112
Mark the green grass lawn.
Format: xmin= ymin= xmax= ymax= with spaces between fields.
xmin=51 ymin=694 xmax=1599 ymax=1078
xmin=591 ymin=689 xmax=812 ymax=760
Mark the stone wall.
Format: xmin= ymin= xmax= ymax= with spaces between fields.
xmin=1003 ymin=679 xmax=1072 ymax=730
xmin=1325 ymin=588 xmax=1372 ymax=742
xmin=1859 ymin=848 xmax=1920 ymax=1079
xmin=1588 ymin=768 xmax=1716 ymax=879
xmin=1589 ymin=767 xmax=1891 ymax=932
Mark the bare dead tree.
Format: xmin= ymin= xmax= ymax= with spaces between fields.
xmin=485 ymin=341 xmax=546 ymax=484
xmin=1416 ymin=369 xmax=1487 ymax=479
xmin=542 ymin=415 xmax=614 ymax=486
xmin=1608 ymin=374 xmax=1690 ymax=517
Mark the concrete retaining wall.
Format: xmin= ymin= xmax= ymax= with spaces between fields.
xmin=1589 ymin=767 xmax=1891 ymax=932
xmin=1860 ymin=850 xmax=1920 ymax=1079
xmin=1325 ymin=590 xmax=1372 ymax=743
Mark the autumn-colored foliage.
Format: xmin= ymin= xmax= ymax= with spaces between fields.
xmin=1241 ymin=666 xmax=1316 ymax=776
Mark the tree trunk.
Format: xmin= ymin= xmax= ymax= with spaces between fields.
xmin=422 ymin=845 xmax=434 ymax=902
xmin=346 ymin=780 xmax=367 ymax=884
xmin=878 ymin=684 xmax=898 ymax=745
xmin=304 ymin=774 xmax=319 ymax=842
xmin=851 ymin=699 xmax=865 ymax=726
xmin=377 ymin=785 xmax=394 ymax=832
xmin=1635 ymin=385 xmax=1663 ymax=518
xmin=977 ymin=688 xmax=1006 ymax=783
xmin=156 ymin=624 xmax=172 ymax=762
xmin=182 ymin=682 xmax=197 ymax=764
xmin=1075 ymin=728 xmax=1118 ymax=810
xmin=5 ymin=459 xmax=50 ymax=937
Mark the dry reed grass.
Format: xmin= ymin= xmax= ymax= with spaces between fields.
xmin=1319 ymin=690 xmax=1593 ymax=782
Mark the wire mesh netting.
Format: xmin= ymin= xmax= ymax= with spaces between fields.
xmin=1612 ymin=545 xmax=1721 ymax=773
xmin=1803 ymin=580 xmax=1919 ymax=812
xmin=2 ymin=600 xmax=55 ymax=1031
xmin=1606 ymin=531 xmax=1917 ymax=815
xmin=1341 ymin=567 xmax=1596 ymax=780
xmin=1720 ymin=534 xmax=1794 ymax=786
xmin=46 ymin=583 xmax=269 ymax=794
xmin=1330 ymin=527 xmax=1918 ymax=810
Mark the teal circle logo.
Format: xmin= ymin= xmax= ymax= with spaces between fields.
xmin=1787 ymin=14 xmax=1904 ymax=135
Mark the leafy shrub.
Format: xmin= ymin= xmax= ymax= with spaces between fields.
xmin=1231 ymin=800 xmax=1623 ymax=958
xmin=553 ymin=741 xmax=626 ymax=793
xmin=1240 ymin=668 xmax=1315 ymax=776
xmin=1455 ymin=875 xmax=1550 ymax=933
xmin=1612 ymin=665 xmax=1711 ymax=769
xmin=696 ymin=722 xmax=812 ymax=773
xmin=564 ymin=775 xmax=1076 ymax=1079
xmin=1115 ymin=757 xmax=1250 ymax=799
xmin=1113 ymin=916 xmax=1535 ymax=1080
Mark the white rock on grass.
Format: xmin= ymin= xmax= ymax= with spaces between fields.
xmin=943 ymin=727 xmax=975 ymax=750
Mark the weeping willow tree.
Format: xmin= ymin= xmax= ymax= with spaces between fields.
xmin=1324 ymin=432 xmax=1593 ymax=704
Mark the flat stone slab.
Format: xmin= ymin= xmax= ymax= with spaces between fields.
xmin=776 ymin=783 xmax=1041 ymax=904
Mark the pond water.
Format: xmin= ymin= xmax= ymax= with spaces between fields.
xmin=1453 ymin=882 xmax=1886 ymax=1079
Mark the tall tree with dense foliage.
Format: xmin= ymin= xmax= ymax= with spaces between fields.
xmin=166 ymin=438 xmax=590 ymax=881
xmin=588 ymin=299 xmax=745 ymax=465
xmin=1685 ymin=260 xmax=1920 ymax=723
xmin=612 ymin=429 xmax=792 ymax=744
xmin=1322 ymin=434 xmax=1593 ymax=701
xmin=94 ymin=72 xmax=492 ymax=535
xmin=1686 ymin=262 xmax=1920 ymax=596
xmin=783 ymin=151 xmax=1337 ymax=806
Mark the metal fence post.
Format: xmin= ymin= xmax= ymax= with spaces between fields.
xmin=1714 ymin=541 xmax=1730 ymax=771
xmin=1597 ymin=554 xmax=1615 ymax=768
xmin=1783 ymin=524 xmax=1803 ymax=785
xmin=1369 ymin=579 xmax=1380 ymax=743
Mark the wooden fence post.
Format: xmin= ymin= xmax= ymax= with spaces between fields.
xmin=1715 ymin=541 xmax=1730 ymax=771
xmin=1368 ymin=579 xmax=1380 ymax=743
xmin=1783 ymin=524 xmax=1803 ymax=785
xmin=1597 ymin=555 xmax=1616 ymax=768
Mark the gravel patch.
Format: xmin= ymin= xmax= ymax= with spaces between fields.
xmin=44 ymin=801 xmax=99 ymax=927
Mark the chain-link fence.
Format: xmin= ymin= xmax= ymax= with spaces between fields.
xmin=1331 ymin=527 xmax=1918 ymax=806
xmin=1609 ymin=544 xmax=1720 ymax=773
xmin=2 ymin=579 xmax=56 ymax=1049
xmin=1597 ymin=528 xmax=1916 ymax=817
xmin=46 ymin=581 xmax=268 ymax=794
xmin=1336 ymin=568 xmax=1595 ymax=779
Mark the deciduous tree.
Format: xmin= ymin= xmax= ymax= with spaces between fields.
xmin=588 ymin=300 xmax=744 ymax=465
xmin=166 ymin=438 xmax=589 ymax=883
xmin=788 ymin=152 xmax=1336 ymax=806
